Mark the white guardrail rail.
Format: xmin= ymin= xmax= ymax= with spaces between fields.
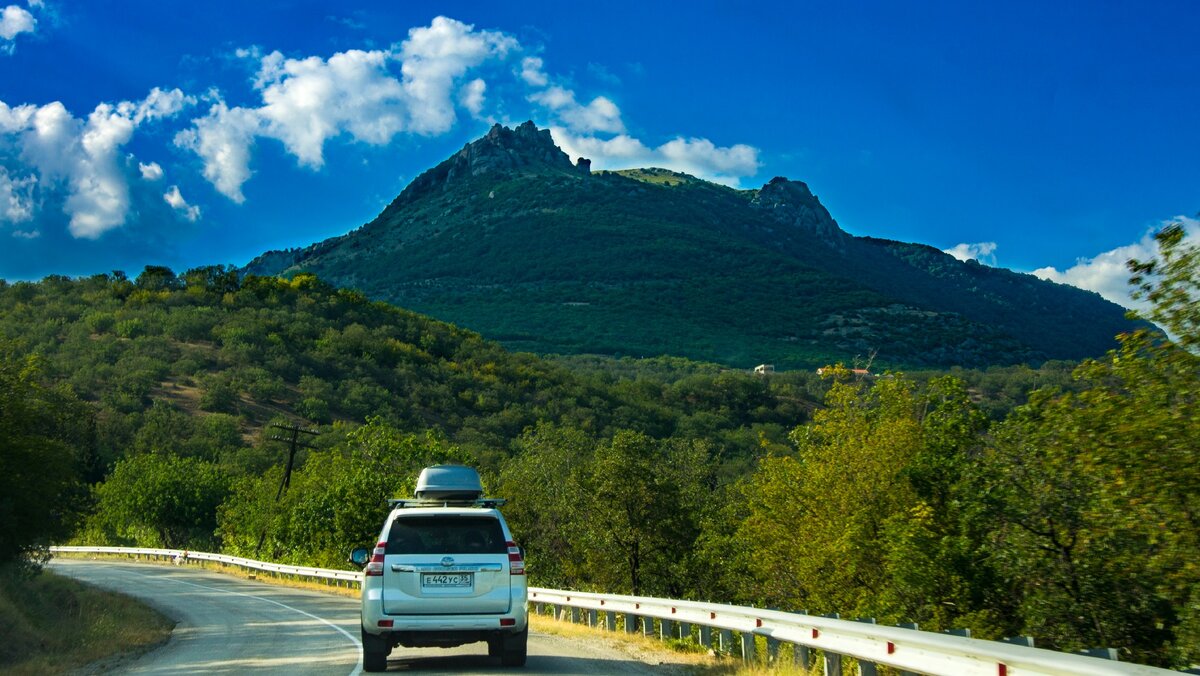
xmin=51 ymin=546 xmax=1180 ymax=676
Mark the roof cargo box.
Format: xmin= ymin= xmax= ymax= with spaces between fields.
xmin=414 ymin=465 xmax=483 ymax=501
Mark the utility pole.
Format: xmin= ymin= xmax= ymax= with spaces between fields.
xmin=270 ymin=422 xmax=320 ymax=499
xmin=255 ymin=422 xmax=319 ymax=558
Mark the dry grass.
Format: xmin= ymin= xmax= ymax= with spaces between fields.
xmin=0 ymin=564 xmax=174 ymax=674
xmin=528 ymin=611 xmax=828 ymax=675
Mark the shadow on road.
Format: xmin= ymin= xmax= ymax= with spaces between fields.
xmin=385 ymin=651 xmax=662 ymax=674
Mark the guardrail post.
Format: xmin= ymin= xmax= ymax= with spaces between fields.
xmin=817 ymin=613 xmax=843 ymax=675
xmin=679 ymin=621 xmax=691 ymax=642
xmin=766 ymin=637 xmax=779 ymax=663
xmin=642 ymin=618 xmax=653 ymax=637
xmin=740 ymin=631 xmax=756 ymax=662
xmin=699 ymin=624 xmax=712 ymax=649
xmin=824 ymin=651 xmax=842 ymax=676
xmin=719 ymin=629 xmax=733 ymax=654
xmin=854 ymin=618 xmax=878 ymax=676
xmin=1079 ymin=648 xmax=1119 ymax=661
xmin=624 ymin=613 xmax=636 ymax=634
xmin=795 ymin=643 xmax=813 ymax=670
xmin=570 ymin=607 xmax=580 ymax=624
xmin=896 ymin=623 xmax=919 ymax=676
xmin=660 ymin=619 xmax=674 ymax=641
xmin=1002 ymin=636 xmax=1035 ymax=647
xmin=587 ymin=609 xmax=598 ymax=627
xmin=943 ymin=628 xmax=971 ymax=638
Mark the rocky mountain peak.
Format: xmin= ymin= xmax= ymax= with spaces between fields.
xmin=385 ymin=121 xmax=588 ymax=210
xmin=474 ymin=121 xmax=573 ymax=171
xmin=751 ymin=176 xmax=846 ymax=243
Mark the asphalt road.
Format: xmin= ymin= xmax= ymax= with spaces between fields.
xmin=50 ymin=559 xmax=670 ymax=675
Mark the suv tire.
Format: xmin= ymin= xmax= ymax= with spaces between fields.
xmin=500 ymin=628 xmax=528 ymax=667
xmin=362 ymin=627 xmax=390 ymax=672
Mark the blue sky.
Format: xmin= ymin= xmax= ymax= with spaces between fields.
xmin=1 ymin=1 xmax=1197 ymax=310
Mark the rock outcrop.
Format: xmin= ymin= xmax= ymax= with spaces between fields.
xmin=751 ymin=177 xmax=847 ymax=244
xmin=387 ymin=121 xmax=587 ymax=210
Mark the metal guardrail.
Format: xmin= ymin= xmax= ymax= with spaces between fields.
xmin=52 ymin=546 xmax=1178 ymax=675
xmin=528 ymin=588 xmax=1181 ymax=675
xmin=50 ymin=545 xmax=360 ymax=584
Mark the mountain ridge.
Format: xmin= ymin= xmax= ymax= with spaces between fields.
xmin=244 ymin=121 xmax=1135 ymax=369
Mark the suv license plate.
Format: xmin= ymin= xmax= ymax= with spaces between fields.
xmin=422 ymin=573 xmax=472 ymax=588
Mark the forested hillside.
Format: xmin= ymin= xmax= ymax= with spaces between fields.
xmin=0 ymin=221 xmax=1195 ymax=668
xmin=0 ymin=267 xmax=828 ymax=471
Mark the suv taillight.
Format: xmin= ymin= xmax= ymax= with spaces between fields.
xmin=365 ymin=541 xmax=386 ymax=577
xmin=507 ymin=540 xmax=525 ymax=576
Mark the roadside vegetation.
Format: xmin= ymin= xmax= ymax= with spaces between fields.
xmin=0 ymin=222 xmax=1195 ymax=668
xmin=0 ymin=563 xmax=173 ymax=674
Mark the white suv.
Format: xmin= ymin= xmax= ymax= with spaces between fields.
xmin=351 ymin=466 xmax=528 ymax=671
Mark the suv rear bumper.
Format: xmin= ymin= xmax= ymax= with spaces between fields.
xmin=361 ymin=599 xmax=529 ymax=638
xmin=375 ymin=627 xmax=523 ymax=649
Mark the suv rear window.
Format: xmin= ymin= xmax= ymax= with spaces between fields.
xmin=386 ymin=516 xmax=506 ymax=555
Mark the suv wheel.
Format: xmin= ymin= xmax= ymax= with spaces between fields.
xmin=362 ymin=628 xmax=390 ymax=672
xmin=499 ymin=628 xmax=528 ymax=667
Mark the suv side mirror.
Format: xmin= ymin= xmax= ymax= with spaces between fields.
xmin=349 ymin=547 xmax=370 ymax=566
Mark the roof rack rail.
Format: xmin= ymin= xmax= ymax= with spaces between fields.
xmin=387 ymin=497 xmax=507 ymax=509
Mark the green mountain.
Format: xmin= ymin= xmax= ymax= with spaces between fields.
xmin=245 ymin=121 xmax=1135 ymax=369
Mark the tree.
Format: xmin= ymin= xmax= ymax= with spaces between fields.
xmin=964 ymin=222 xmax=1200 ymax=666
xmin=0 ymin=350 xmax=90 ymax=566
xmin=878 ymin=376 xmax=1003 ymax=633
xmin=498 ymin=424 xmax=595 ymax=589
xmin=577 ymin=430 xmax=711 ymax=596
xmin=1129 ymin=220 xmax=1199 ymax=351
xmin=728 ymin=374 xmax=923 ymax=615
xmin=87 ymin=454 xmax=231 ymax=549
xmin=134 ymin=265 xmax=181 ymax=292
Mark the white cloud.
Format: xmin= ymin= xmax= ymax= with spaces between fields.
xmin=1032 ymin=217 xmax=1200 ymax=311
xmin=163 ymin=184 xmax=200 ymax=221
xmin=256 ymin=48 xmax=407 ymax=167
xmin=943 ymin=241 xmax=998 ymax=265
xmin=0 ymin=5 xmax=35 ymax=43
xmin=459 ymin=78 xmax=486 ymax=116
xmin=0 ymin=166 xmax=35 ymax=222
xmin=130 ymin=87 xmax=193 ymax=124
xmin=11 ymin=228 xmax=38 ymax=239
xmin=0 ymin=100 xmax=35 ymax=131
xmin=174 ymin=99 xmax=261 ymax=203
xmin=180 ymin=17 xmax=517 ymax=200
xmin=658 ymin=137 xmax=761 ymax=184
xmin=530 ymin=86 xmax=624 ymax=134
xmin=139 ymin=161 xmax=163 ymax=181
xmin=550 ymin=127 xmax=761 ymax=187
xmin=0 ymin=88 xmax=191 ymax=238
xmin=520 ymin=56 xmax=547 ymax=86
xmin=398 ymin=16 xmax=517 ymax=134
